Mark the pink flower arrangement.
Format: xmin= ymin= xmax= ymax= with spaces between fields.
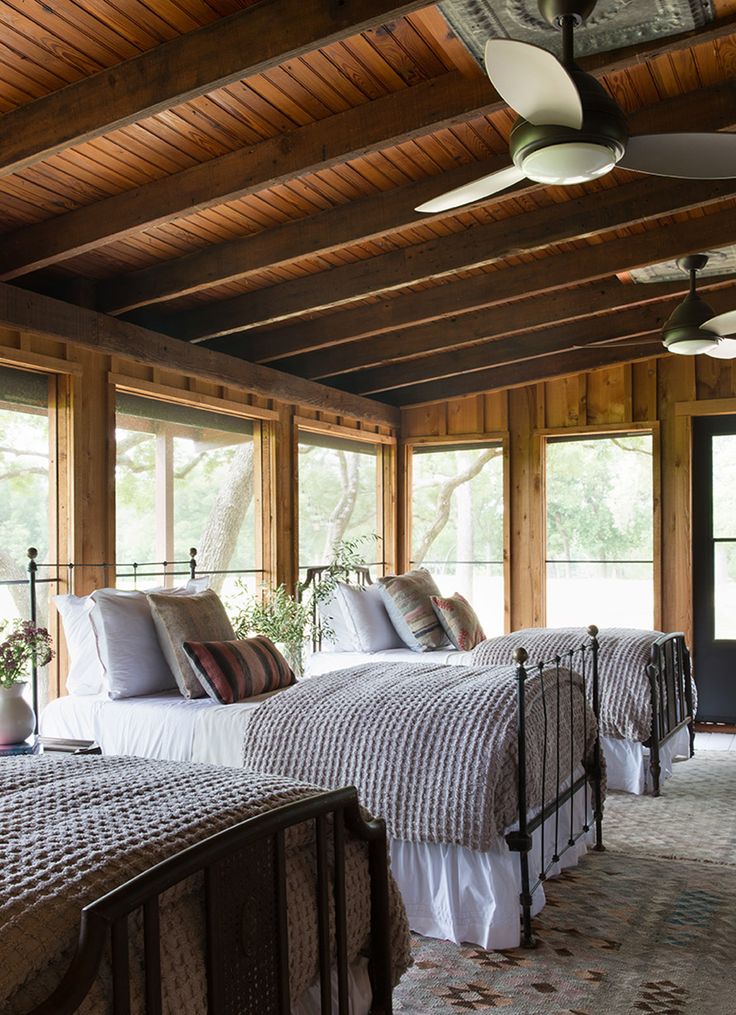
xmin=0 ymin=619 xmax=54 ymax=689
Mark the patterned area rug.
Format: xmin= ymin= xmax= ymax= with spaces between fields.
xmin=603 ymin=753 xmax=736 ymax=867
xmin=393 ymin=752 xmax=736 ymax=1014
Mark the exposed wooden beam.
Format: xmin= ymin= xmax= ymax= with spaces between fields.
xmin=279 ymin=276 xmax=736 ymax=379
xmin=98 ymin=154 xmax=521 ymax=315
xmin=337 ymin=287 xmax=736 ymax=393
xmin=5 ymin=20 xmax=735 ymax=283
xmin=99 ymin=79 xmax=736 ymax=315
xmin=0 ymin=284 xmax=398 ymax=427
xmin=0 ymin=72 xmax=492 ymax=281
xmin=0 ymin=0 xmax=434 ymax=179
xmin=170 ymin=170 xmax=736 ymax=341
xmin=211 ymin=199 xmax=736 ymax=361
xmin=388 ymin=341 xmax=666 ymax=407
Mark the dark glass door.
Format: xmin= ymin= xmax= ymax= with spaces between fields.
xmin=693 ymin=415 xmax=736 ymax=722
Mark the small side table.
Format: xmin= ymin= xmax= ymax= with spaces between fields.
xmin=38 ymin=736 xmax=102 ymax=756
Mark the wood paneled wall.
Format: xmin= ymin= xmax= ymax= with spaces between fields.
xmin=401 ymin=356 xmax=736 ymax=646
xmin=0 ymin=325 xmax=398 ymax=696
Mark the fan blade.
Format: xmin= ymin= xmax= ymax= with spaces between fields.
xmin=703 ymin=309 xmax=736 ymax=337
xmin=484 ymin=39 xmax=583 ymax=129
xmin=705 ymin=337 xmax=736 ymax=359
xmin=620 ymin=133 xmax=736 ymax=179
xmin=415 ymin=164 xmax=526 ymax=214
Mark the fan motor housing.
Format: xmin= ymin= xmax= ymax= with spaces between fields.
xmin=662 ymin=290 xmax=720 ymax=354
xmin=509 ymin=67 xmax=628 ymax=182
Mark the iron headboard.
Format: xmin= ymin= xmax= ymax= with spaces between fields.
xmin=0 ymin=548 xmax=263 ymax=731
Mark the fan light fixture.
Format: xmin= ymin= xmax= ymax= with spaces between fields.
xmin=661 ymin=254 xmax=736 ymax=358
xmin=521 ymin=141 xmax=618 ymax=185
xmin=415 ymin=0 xmax=736 ymax=216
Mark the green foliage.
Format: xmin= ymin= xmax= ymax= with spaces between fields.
xmin=0 ymin=620 xmax=54 ymax=688
xmin=230 ymin=535 xmax=377 ymax=671
xmin=231 ymin=583 xmax=312 ymax=666
xmin=0 ymin=407 xmax=51 ymax=573
xmin=546 ymin=435 xmax=653 ymax=569
xmin=298 ymin=443 xmax=379 ymax=567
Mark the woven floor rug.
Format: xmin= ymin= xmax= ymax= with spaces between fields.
xmin=393 ymin=752 xmax=736 ymax=1014
xmin=603 ymin=753 xmax=736 ymax=866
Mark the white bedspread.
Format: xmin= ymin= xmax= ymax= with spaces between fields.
xmin=40 ymin=690 xmax=273 ymax=767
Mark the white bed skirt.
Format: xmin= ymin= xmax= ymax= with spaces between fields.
xmin=390 ymin=776 xmax=594 ymax=950
xmin=601 ymin=726 xmax=691 ymax=795
xmin=295 ymin=958 xmax=371 ymax=1015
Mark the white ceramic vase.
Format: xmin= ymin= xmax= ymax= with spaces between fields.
xmin=0 ymin=682 xmax=35 ymax=745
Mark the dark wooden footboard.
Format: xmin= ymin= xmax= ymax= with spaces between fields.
xmin=646 ymin=632 xmax=695 ymax=797
xmin=506 ymin=625 xmax=603 ymax=948
xmin=24 ymin=787 xmax=394 ymax=1015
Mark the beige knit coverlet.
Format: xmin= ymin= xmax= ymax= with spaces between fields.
xmin=242 ymin=662 xmax=599 ymax=853
xmin=472 ymin=627 xmax=692 ymax=743
xmin=0 ymin=755 xmax=411 ymax=1014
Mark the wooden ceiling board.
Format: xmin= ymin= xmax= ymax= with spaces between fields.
xmin=4 ymin=3 xmax=736 ymax=399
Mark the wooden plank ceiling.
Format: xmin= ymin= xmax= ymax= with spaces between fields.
xmin=3 ymin=0 xmax=736 ymax=409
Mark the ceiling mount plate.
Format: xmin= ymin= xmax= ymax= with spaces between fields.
xmin=537 ymin=0 xmax=597 ymax=28
xmin=677 ymin=253 xmax=710 ymax=274
xmin=438 ymin=0 xmax=714 ymax=66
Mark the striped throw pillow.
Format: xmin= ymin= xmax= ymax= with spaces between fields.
xmin=183 ymin=636 xmax=296 ymax=704
xmin=376 ymin=568 xmax=449 ymax=651
xmin=430 ymin=593 xmax=486 ymax=651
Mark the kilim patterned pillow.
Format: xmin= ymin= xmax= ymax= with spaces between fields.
xmin=183 ymin=636 xmax=296 ymax=704
xmin=376 ymin=568 xmax=449 ymax=651
xmin=430 ymin=593 xmax=486 ymax=651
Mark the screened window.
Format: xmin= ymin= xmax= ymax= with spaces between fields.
xmin=0 ymin=366 xmax=54 ymax=705
xmin=115 ymin=394 xmax=260 ymax=595
xmin=546 ymin=432 xmax=654 ymax=627
xmin=711 ymin=434 xmax=736 ymax=639
xmin=410 ymin=442 xmax=505 ymax=637
xmin=297 ymin=430 xmax=383 ymax=574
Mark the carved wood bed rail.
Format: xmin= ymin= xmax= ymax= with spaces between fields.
xmin=23 ymin=786 xmax=394 ymax=1015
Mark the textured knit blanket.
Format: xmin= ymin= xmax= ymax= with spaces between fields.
xmin=472 ymin=627 xmax=669 ymax=742
xmin=0 ymin=755 xmax=410 ymax=1014
xmin=242 ymin=662 xmax=598 ymax=853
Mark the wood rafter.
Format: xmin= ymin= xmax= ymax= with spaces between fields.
xmin=284 ymin=278 xmax=736 ymax=382
xmin=0 ymin=0 xmax=433 ymax=179
xmin=210 ymin=201 xmax=736 ymax=365
xmin=100 ymin=79 xmax=736 ymax=316
xmin=385 ymin=340 xmax=667 ymax=407
xmin=0 ymin=284 xmax=398 ymax=427
xmin=0 ymin=71 xmax=491 ymax=280
xmin=336 ymin=286 xmax=736 ymax=394
xmin=3 ymin=19 xmax=735 ymax=282
xmin=163 ymin=166 xmax=736 ymax=342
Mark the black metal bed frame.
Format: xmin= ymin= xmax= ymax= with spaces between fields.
xmin=0 ymin=547 xmax=262 ymax=730
xmin=508 ymin=627 xmax=604 ymax=947
xmin=301 ymin=566 xmax=603 ymax=948
xmin=23 ymin=786 xmax=394 ymax=1015
xmin=646 ymin=632 xmax=695 ymax=796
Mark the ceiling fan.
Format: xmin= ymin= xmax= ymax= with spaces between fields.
xmin=416 ymin=0 xmax=736 ymax=215
xmin=662 ymin=254 xmax=736 ymax=358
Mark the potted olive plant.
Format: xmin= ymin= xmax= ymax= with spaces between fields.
xmin=0 ymin=619 xmax=54 ymax=744
xmin=231 ymin=536 xmax=375 ymax=677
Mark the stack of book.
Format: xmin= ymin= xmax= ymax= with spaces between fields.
xmin=0 ymin=735 xmax=41 ymax=757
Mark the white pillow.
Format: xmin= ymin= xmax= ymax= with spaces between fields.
xmin=54 ymin=594 xmax=106 ymax=696
xmin=333 ymin=583 xmax=403 ymax=653
xmin=319 ymin=590 xmax=360 ymax=652
xmin=89 ymin=589 xmax=178 ymax=699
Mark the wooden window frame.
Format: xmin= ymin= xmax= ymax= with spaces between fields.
xmin=294 ymin=419 xmax=397 ymax=580
xmin=111 ymin=375 xmax=275 ymax=592
xmin=539 ymin=421 xmax=661 ymax=630
xmin=402 ymin=432 xmax=510 ymax=634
